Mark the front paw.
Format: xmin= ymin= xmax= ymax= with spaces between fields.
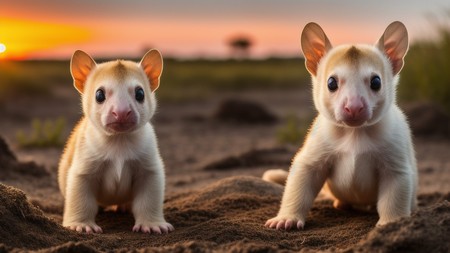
xmin=265 ymin=215 xmax=304 ymax=230
xmin=376 ymin=217 xmax=396 ymax=227
xmin=132 ymin=221 xmax=174 ymax=234
xmin=64 ymin=221 xmax=103 ymax=234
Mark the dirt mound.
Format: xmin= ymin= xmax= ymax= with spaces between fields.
xmin=1 ymin=176 xmax=449 ymax=252
xmin=203 ymin=147 xmax=293 ymax=170
xmin=213 ymin=99 xmax=278 ymax=124
xmin=88 ymin=176 xmax=377 ymax=252
xmin=0 ymin=136 xmax=16 ymax=160
xmin=350 ymin=200 xmax=450 ymax=253
xmin=0 ymin=136 xmax=49 ymax=179
xmin=0 ymin=183 xmax=80 ymax=250
xmin=404 ymin=102 xmax=450 ymax=138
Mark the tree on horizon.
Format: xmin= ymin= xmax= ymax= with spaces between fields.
xmin=227 ymin=35 xmax=253 ymax=59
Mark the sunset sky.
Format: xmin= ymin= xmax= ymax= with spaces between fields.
xmin=1 ymin=0 xmax=450 ymax=60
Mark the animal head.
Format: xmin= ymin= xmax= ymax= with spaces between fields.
xmin=70 ymin=50 xmax=163 ymax=135
xmin=301 ymin=21 xmax=408 ymax=127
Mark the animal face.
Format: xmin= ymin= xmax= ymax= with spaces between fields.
xmin=301 ymin=22 xmax=408 ymax=127
xmin=315 ymin=44 xmax=395 ymax=127
xmin=70 ymin=50 xmax=163 ymax=135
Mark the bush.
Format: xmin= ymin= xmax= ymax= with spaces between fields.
xmin=399 ymin=24 xmax=450 ymax=113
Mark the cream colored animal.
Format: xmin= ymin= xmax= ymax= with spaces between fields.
xmin=264 ymin=21 xmax=417 ymax=230
xmin=58 ymin=50 xmax=173 ymax=234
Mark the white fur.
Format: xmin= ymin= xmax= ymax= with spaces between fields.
xmin=59 ymin=50 xmax=173 ymax=234
xmin=265 ymin=22 xmax=417 ymax=230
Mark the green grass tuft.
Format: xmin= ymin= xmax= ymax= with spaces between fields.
xmin=16 ymin=117 xmax=66 ymax=148
xmin=276 ymin=114 xmax=312 ymax=145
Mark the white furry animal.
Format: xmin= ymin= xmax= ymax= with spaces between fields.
xmin=58 ymin=50 xmax=173 ymax=234
xmin=264 ymin=21 xmax=417 ymax=230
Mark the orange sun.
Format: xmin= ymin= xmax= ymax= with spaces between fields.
xmin=0 ymin=18 xmax=91 ymax=60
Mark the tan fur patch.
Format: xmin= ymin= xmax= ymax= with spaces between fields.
xmin=345 ymin=46 xmax=361 ymax=64
xmin=114 ymin=60 xmax=128 ymax=81
xmin=85 ymin=61 xmax=148 ymax=93
xmin=324 ymin=46 xmax=385 ymax=77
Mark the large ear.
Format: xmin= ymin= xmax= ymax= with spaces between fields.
xmin=301 ymin=22 xmax=332 ymax=76
xmin=376 ymin=21 xmax=409 ymax=75
xmin=140 ymin=49 xmax=163 ymax=92
xmin=70 ymin=50 xmax=96 ymax=94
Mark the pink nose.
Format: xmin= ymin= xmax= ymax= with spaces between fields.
xmin=112 ymin=109 xmax=132 ymax=121
xmin=344 ymin=98 xmax=364 ymax=118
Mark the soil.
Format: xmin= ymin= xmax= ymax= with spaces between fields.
xmin=0 ymin=87 xmax=449 ymax=252
xmin=404 ymin=101 xmax=450 ymax=138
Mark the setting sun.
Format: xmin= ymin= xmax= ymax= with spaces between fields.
xmin=0 ymin=18 xmax=91 ymax=60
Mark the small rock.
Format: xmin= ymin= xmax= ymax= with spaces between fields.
xmin=213 ymin=99 xmax=278 ymax=124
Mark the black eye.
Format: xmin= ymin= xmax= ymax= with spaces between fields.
xmin=370 ymin=76 xmax=381 ymax=91
xmin=327 ymin=77 xmax=338 ymax=92
xmin=95 ymin=89 xmax=105 ymax=103
xmin=135 ymin=87 xmax=145 ymax=102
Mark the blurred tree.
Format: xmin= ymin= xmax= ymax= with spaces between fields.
xmin=227 ymin=35 xmax=254 ymax=59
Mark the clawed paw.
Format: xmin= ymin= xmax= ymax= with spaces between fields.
xmin=132 ymin=222 xmax=174 ymax=234
xmin=265 ymin=216 xmax=304 ymax=230
xmin=66 ymin=223 xmax=103 ymax=234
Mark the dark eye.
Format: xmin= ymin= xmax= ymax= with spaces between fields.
xmin=327 ymin=77 xmax=338 ymax=92
xmin=95 ymin=89 xmax=105 ymax=103
xmin=370 ymin=76 xmax=381 ymax=91
xmin=135 ymin=87 xmax=145 ymax=102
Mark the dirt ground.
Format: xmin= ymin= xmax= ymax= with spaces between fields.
xmin=0 ymin=87 xmax=449 ymax=252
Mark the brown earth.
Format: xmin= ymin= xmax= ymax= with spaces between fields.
xmin=0 ymin=88 xmax=449 ymax=252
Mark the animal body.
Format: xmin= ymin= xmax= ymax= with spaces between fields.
xmin=264 ymin=21 xmax=417 ymax=230
xmin=58 ymin=50 xmax=173 ymax=234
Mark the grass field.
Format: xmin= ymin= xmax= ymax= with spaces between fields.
xmin=0 ymin=58 xmax=310 ymax=102
xmin=0 ymin=60 xmax=69 ymax=100
xmin=159 ymin=58 xmax=309 ymax=101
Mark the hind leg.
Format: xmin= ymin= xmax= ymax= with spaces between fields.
xmin=322 ymin=184 xmax=352 ymax=211
xmin=102 ymin=204 xmax=131 ymax=213
xmin=333 ymin=199 xmax=352 ymax=210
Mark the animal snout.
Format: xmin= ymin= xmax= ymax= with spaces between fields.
xmin=343 ymin=97 xmax=365 ymax=118
xmin=112 ymin=109 xmax=132 ymax=122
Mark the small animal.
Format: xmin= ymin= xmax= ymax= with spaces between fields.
xmin=264 ymin=21 xmax=417 ymax=230
xmin=58 ymin=50 xmax=173 ymax=234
